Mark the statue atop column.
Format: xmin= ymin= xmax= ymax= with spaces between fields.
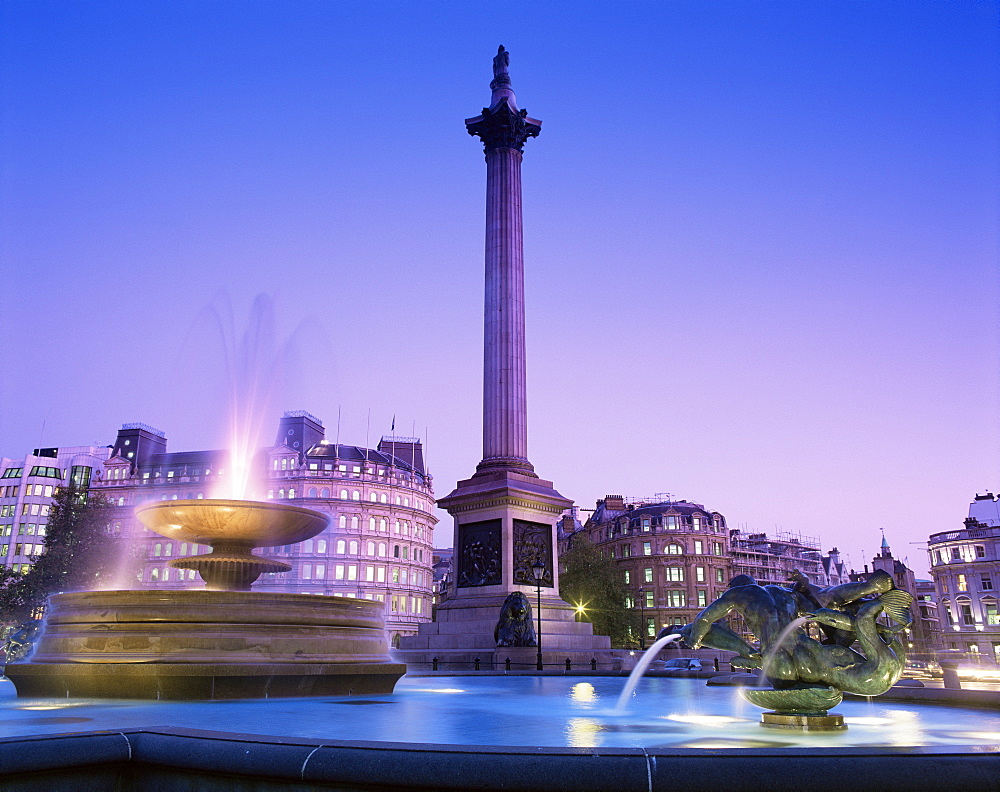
xmin=491 ymin=45 xmax=511 ymax=90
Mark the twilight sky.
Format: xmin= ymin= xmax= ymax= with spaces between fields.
xmin=1 ymin=1 xmax=997 ymax=575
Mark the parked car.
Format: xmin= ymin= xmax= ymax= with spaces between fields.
xmin=662 ymin=658 xmax=703 ymax=676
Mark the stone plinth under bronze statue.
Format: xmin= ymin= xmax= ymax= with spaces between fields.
xmin=676 ymin=569 xmax=913 ymax=731
xmin=7 ymin=500 xmax=404 ymax=700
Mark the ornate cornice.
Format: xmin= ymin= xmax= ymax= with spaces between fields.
xmin=444 ymin=495 xmax=565 ymax=515
xmin=466 ymin=101 xmax=541 ymax=154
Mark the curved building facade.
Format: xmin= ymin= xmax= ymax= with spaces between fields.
xmin=929 ymin=493 xmax=1000 ymax=662
xmin=92 ymin=412 xmax=437 ymax=645
xmin=572 ymin=496 xmax=731 ymax=644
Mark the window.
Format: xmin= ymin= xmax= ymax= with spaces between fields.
xmin=666 ymin=591 xmax=685 ymax=608
xmin=666 ymin=544 xmax=682 ymax=555
xmin=665 ymin=567 xmax=683 ymax=582
xmin=349 ymin=540 xmax=358 ymax=554
xmin=370 ymin=492 xmax=377 ymax=502
xmin=621 ymin=544 xmax=632 ymax=558
xmin=961 ymin=604 xmax=974 ymax=625
xmin=982 ymin=576 xmax=994 ymax=592
xmin=952 ymin=547 xmax=961 ymax=560
xmin=697 ymin=590 xmax=707 ymax=607
xmin=977 ymin=546 xmax=987 ymax=558
xmin=716 ymin=569 xmax=725 ymax=584
xmin=378 ymin=542 xmax=386 ymax=556
xmin=315 ymin=564 xmax=325 ymax=579
xmin=394 ymin=545 xmax=400 ymax=558
xmin=338 ymin=515 xmax=346 ymax=529
xmin=302 ymin=563 xmax=312 ymax=580
xmin=641 ymin=519 xmax=650 ymax=532
xmin=340 ymin=489 xmax=348 ymax=500
xmin=958 ymin=574 xmax=968 ymax=592
xmin=336 ymin=540 xmax=346 ymax=554
xmin=377 ymin=566 xmax=385 ymax=582
xmin=644 ymin=590 xmax=654 ymax=608
xmin=666 ymin=516 xmax=677 ymax=530
xmin=986 ymin=604 xmax=999 ymax=625
xmin=692 ymin=516 xmax=701 ymax=531
xmin=644 ymin=567 xmax=653 ymax=583
xmin=642 ymin=542 xmax=652 ymax=556
xmin=347 ymin=565 xmax=357 ymax=581
xmin=713 ymin=542 xmax=723 ymax=555
xmin=365 ymin=565 xmax=375 ymax=582
xmin=695 ymin=566 xmax=705 ymax=582
xmin=624 ymin=571 xmax=631 ymax=585
xmin=367 ymin=541 xmax=375 ymax=556
xmin=335 ymin=564 xmax=345 ymax=580
xmin=392 ymin=567 xmax=400 ymax=583
xmin=351 ymin=516 xmax=359 ymax=530
xmin=308 ymin=487 xmax=317 ymax=498
xmin=694 ymin=540 xmax=703 ymax=555
xmin=317 ymin=539 xmax=327 ymax=554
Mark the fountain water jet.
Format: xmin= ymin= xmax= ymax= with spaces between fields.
xmin=615 ymin=633 xmax=681 ymax=711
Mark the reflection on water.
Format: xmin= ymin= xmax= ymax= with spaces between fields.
xmin=566 ymin=717 xmax=604 ymax=747
xmin=570 ymin=682 xmax=597 ymax=706
xmin=4 ymin=676 xmax=1000 ymax=750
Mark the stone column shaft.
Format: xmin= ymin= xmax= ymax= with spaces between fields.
xmin=483 ymin=146 xmax=529 ymax=466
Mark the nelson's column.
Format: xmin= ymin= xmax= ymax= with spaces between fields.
xmin=399 ymin=47 xmax=611 ymax=668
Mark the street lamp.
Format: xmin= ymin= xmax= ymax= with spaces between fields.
xmin=638 ymin=587 xmax=646 ymax=650
xmin=532 ymin=559 xmax=545 ymax=671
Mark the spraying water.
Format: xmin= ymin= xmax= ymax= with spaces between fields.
xmin=759 ymin=616 xmax=811 ymax=681
xmin=202 ymin=294 xmax=309 ymax=501
xmin=615 ymin=633 xmax=681 ymax=711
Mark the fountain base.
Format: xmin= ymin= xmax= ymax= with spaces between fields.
xmin=6 ymin=590 xmax=405 ymax=700
xmin=760 ymin=711 xmax=847 ymax=731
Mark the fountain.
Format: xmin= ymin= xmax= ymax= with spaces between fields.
xmin=5 ymin=498 xmax=405 ymax=699
xmin=672 ymin=569 xmax=912 ymax=730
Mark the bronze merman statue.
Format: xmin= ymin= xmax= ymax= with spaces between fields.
xmin=675 ymin=570 xmax=913 ymax=727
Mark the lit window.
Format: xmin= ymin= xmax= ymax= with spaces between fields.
xmin=624 ymin=571 xmax=631 ymax=585
xmin=958 ymin=574 xmax=968 ymax=591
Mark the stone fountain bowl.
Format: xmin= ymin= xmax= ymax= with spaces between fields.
xmin=134 ymin=498 xmax=329 ymax=547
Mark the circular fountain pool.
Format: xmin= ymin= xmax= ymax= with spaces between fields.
xmin=5 ymin=675 xmax=1000 ymax=750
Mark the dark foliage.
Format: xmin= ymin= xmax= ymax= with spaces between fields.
xmin=559 ymin=534 xmax=631 ymax=647
xmin=0 ymin=487 xmax=118 ymax=629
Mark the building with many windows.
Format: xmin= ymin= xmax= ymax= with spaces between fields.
xmin=0 ymin=445 xmax=110 ymax=574
xmin=568 ymin=495 xmax=731 ymax=644
xmin=91 ymin=412 xmax=437 ymax=645
xmin=928 ymin=493 xmax=1000 ymax=663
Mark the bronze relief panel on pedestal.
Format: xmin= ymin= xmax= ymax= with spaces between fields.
xmin=457 ymin=519 xmax=502 ymax=587
xmin=513 ymin=519 xmax=553 ymax=587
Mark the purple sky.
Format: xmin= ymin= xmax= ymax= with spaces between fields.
xmin=2 ymin=2 xmax=997 ymax=575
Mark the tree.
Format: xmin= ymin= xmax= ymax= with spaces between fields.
xmin=0 ymin=487 xmax=120 ymax=630
xmin=559 ymin=534 xmax=631 ymax=647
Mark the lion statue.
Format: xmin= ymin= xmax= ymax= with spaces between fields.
xmin=494 ymin=591 xmax=537 ymax=647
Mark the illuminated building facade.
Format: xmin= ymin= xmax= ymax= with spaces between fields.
xmin=929 ymin=493 xmax=1000 ymax=662
xmin=92 ymin=412 xmax=437 ymax=645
